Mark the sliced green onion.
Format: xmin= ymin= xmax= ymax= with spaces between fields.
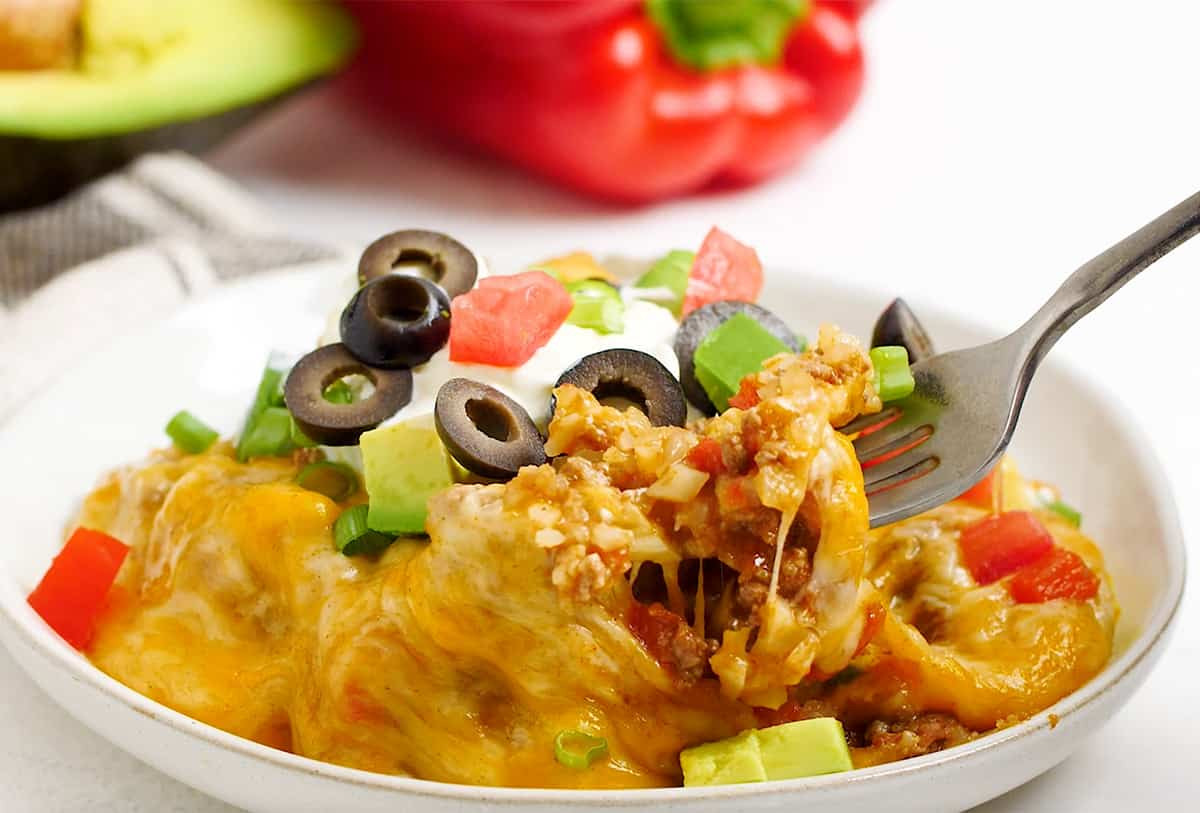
xmin=869 ymin=346 xmax=916 ymax=402
xmin=165 ymin=410 xmax=218 ymax=454
xmin=565 ymin=279 xmax=624 ymax=334
xmin=633 ymin=249 xmax=693 ymax=316
xmin=289 ymin=416 xmax=318 ymax=450
xmin=323 ymin=379 xmax=355 ymax=405
xmin=334 ymin=504 xmax=396 ymax=556
xmin=296 ymin=462 xmax=360 ymax=502
xmin=1045 ymin=499 xmax=1082 ymax=528
xmin=236 ymin=362 xmax=287 ymax=462
xmin=554 ymin=730 xmax=609 ymax=770
xmin=237 ymin=406 xmax=295 ymax=461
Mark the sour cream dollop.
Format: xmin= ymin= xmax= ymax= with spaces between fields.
xmin=319 ymin=276 xmax=680 ymax=428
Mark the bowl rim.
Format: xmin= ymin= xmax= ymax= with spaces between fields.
xmin=0 ymin=267 xmax=1186 ymax=804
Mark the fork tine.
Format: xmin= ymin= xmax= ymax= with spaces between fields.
xmin=866 ymin=457 xmax=939 ymax=496
xmin=853 ymin=421 xmax=933 ymax=463
xmin=862 ymin=447 xmax=939 ymax=490
xmin=838 ymin=407 xmax=902 ymax=437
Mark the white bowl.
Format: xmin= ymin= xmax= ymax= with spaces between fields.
xmin=0 ymin=267 xmax=1184 ymax=813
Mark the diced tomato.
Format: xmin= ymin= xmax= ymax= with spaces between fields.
xmin=448 ymin=271 xmax=573 ymax=367
xmin=1009 ymin=547 xmax=1100 ymax=603
xmin=958 ymin=510 xmax=1053 ymax=585
xmin=686 ymin=438 xmax=726 ymax=475
xmin=627 ymin=601 xmax=685 ymax=667
xmin=28 ymin=528 xmax=129 ymax=650
xmin=681 ymin=227 xmax=764 ymax=316
xmin=957 ymin=468 xmax=996 ymax=509
xmin=716 ymin=477 xmax=755 ymax=512
xmin=854 ymin=602 xmax=885 ymax=656
xmin=727 ymin=377 xmax=761 ymax=410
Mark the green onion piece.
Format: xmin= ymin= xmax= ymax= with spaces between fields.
xmin=1046 ymin=499 xmax=1082 ymax=528
xmin=323 ymin=379 xmax=354 ymax=405
xmin=236 ymin=363 xmax=287 ymax=462
xmin=165 ymin=410 xmax=218 ymax=454
xmin=869 ymin=346 xmax=916 ymax=402
xmin=237 ymin=406 xmax=295 ymax=461
xmin=693 ymin=312 xmax=792 ymax=411
xmin=565 ymin=280 xmax=624 ymax=334
xmin=334 ymin=504 xmax=396 ymax=556
xmin=296 ymin=461 xmax=360 ymax=502
xmin=633 ymin=249 xmax=693 ymax=316
xmin=646 ymin=0 xmax=807 ymax=72
xmin=554 ymin=730 xmax=609 ymax=770
xmin=289 ymin=416 xmax=318 ymax=450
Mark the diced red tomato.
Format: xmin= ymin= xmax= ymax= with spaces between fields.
xmin=1009 ymin=547 xmax=1100 ymax=603
xmin=681 ymin=227 xmax=764 ymax=316
xmin=627 ymin=601 xmax=685 ymax=667
xmin=957 ymin=468 xmax=996 ymax=509
xmin=448 ymin=271 xmax=573 ymax=367
xmin=716 ymin=477 xmax=755 ymax=512
xmin=686 ymin=438 xmax=726 ymax=475
xmin=28 ymin=528 xmax=129 ymax=650
xmin=958 ymin=510 xmax=1053 ymax=585
xmin=727 ymin=377 xmax=762 ymax=410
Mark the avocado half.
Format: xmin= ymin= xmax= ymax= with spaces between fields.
xmin=0 ymin=0 xmax=356 ymax=212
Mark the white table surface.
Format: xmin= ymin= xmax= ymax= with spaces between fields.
xmin=3 ymin=1 xmax=1197 ymax=810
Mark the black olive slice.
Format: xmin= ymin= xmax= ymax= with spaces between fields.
xmin=340 ymin=275 xmax=451 ymax=369
xmin=554 ymin=348 xmax=687 ymax=427
xmin=674 ymin=302 xmax=801 ymax=415
xmin=284 ymin=343 xmax=413 ymax=446
xmin=357 ymin=229 xmax=478 ymax=298
xmin=434 ymin=379 xmax=547 ymax=479
xmin=870 ymin=297 xmax=935 ymax=363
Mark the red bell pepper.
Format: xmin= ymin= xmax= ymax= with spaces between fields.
xmin=958 ymin=511 xmax=1054 ymax=585
xmin=28 ymin=528 xmax=129 ymax=651
xmin=1009 ymin=548 xmax=1100 ymax=604
xmin=343 ymin=0 xmax=867 ymax=202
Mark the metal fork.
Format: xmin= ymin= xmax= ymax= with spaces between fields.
xmin=848 ymin=189 xmax=1200 ymax=528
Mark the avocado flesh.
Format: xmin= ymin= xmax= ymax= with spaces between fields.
xmin=680 ymin=718 xmax=853 ymax=786
xmin=0 ymin=0 xmax=354 ymax=211
xmin=360 ymin=417 xmax=458 ymax=537
xmin=0 ymin=0 xmax=355 ymax=138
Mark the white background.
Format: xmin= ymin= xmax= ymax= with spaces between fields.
xmin=2 ymin=1 xmax=1197 ymax=810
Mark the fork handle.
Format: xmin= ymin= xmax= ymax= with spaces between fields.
xmin=1019 ymin=188 xmax=1200 ymax=365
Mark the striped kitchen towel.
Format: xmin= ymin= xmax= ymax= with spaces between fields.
xmin=0 ymin=152 xmax=342 ymax=421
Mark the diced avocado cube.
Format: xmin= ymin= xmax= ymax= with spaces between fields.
xmin=565 ymin=279 xmax=624 ymax=334
xmin=693 ymin=312 xmax=791 ymax=411
xmin=633 ymin=249 xmax=693 ymax=316
xmin=756 ymin=718 xmax=853 ymax=780
xmin=680 ymin=730 xmax=767 ymax=787
xmin=360 ymin=416 xmax=457 ymax=535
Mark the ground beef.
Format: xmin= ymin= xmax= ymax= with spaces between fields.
xmin=852 ymin=713 xmax=976 ymax=767
xmin=627 ymin=601 xmax=710 ymax=685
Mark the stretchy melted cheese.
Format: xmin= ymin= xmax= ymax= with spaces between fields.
xmin=79 ymin=326 xmax=1116 ymax=786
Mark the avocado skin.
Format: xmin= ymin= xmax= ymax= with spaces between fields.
xmin=0 ymin=88 xmax=299 ymax=213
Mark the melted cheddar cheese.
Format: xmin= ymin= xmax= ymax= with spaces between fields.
xmin=78 ymin=326 xmax=1116 ymax=786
